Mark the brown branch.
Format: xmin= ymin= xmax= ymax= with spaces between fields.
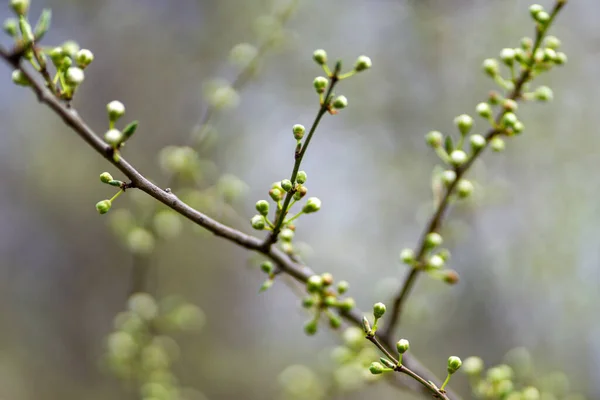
xmin=381 ymin=0 xmax=567 ymax=344
xmin=0 ymin=48 xmax=459 ymax=400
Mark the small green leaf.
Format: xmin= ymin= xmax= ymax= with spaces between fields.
xmin=122 ymin=120 xmax=138 ymax=140
xmin=259 ymin=279 xmax=274 ymax=292
xmin=444 ymin=135 xmax=454 ymax=154
xmin=34 ymin=9 xmax=52 ymax=41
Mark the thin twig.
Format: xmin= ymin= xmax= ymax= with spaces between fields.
xmin=381 ymin=0 xmax=567 ymax=343
xmin=0 ymin=47 xmax=458 ymax=400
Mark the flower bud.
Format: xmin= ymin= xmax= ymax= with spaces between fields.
xmin=339 ymin=297 xmax=355 ymax=312
xmin=544 ymin=35 xmax=561 ymax=49
xmin=293 ymin=185 xmax=307 ymax=200
xmin=462 ymin=356 xmax=484 ymax=376
xmin=534 ymin=86 xmax=553 ymax=102
xmin=332 ymin=95 xmax=348 ymax=109
xmin=312 ymin=49 xmax=327 ymax=65
xmin=337 ymin=280 xmax=349 ymax=294
xmin=328 ymin=314 xmax=342 ymax=329
xmin=321 ymin=272 xmax=334 ymax=287
xmin=369 ymin=362 xmax=386 ymax=375
xmin=373 ymin=302 xmax=386 ymax=319
xmin=554 ymin=51 xmax=567 ymax=65
xmin=534 ymin=11 xmax=550 ymax=24
xmin=500 ymin=48 xmax=516 ymax=65
xmin=470 ymin=134 xmax=486 ymax=152
xmin=313 ymin=76 xmax=328 ymax=94
xmin=65 ymin=67 xmax=85 ymax=86
xmin=260 ymin=261 xmax=274 ymax=274
xmin=100 ymin=172 xmax=113 ymax=183
xmin=280 ymin=228 xmax=294 ymax=242
xmin=482 ymin=58 xmax=499 ymax=77
xmin=362 ymin=316 xmax=371 ymax=334
xmin=425 ymin=232 xmax=443 ymax=248
xmin=521 ymin=36 xmax=533 ymax=50
xmin=427 ymin=254 xmax=445 ymax=269
xmin=302 ymin=297 xmax=315 ymax=308
xmin=11 ymin=69 xmax=29 ymax=86
xmin=10 ymin=0 xmax=29 ymax=16
xmin=425 ymin=131 xmax=443 ymax=148
xmin=75 ymin=49 xmax=94 ymax=68
xmin=354 ymin=55 xmax=372 ymax=72
xmin=296 ymin=171 xmax=307 ymax=184
xmin=104 ymin=129 xmax=123 ymax=146
xmin=502 ymin=112 xmax=518 ymax=128
xmin=490 ymin=137 xmax=505 ymax=152
xmin=306 ymin=275 xmax=323 ymax=293
xmin=292 ymin=124 xmax=305 ymax=140
xmin=475 ymin=102 xmax=492 ymax=119
xmin=95 ymin=199 xmax=111 ymax=214
xmin=302 ymin=197 xmax=321 ymax=214
xmin=269 ymin=187 xmax=283 ymax=201
xmin=447 ymin=356 xmax=462 ymax=374
xmin=251 ymin=215 xmax=266 ymax=230
xmin=281 ymin=179 xmax=293 ymax=192
xmin=454 ymin=114 xmax=474 ymax=135
xmin=503 ymin=99 xmax=518 ymax=112
xmin=514 ymin=48 xmax=528 ymax=63
xmin=304 ymin=320 xmax=318 ymax=335
xmin=3 ymin=18 xmax=18 ymax=37
xmin=513 ymin=121 xmax=524 ymax=134
xmin=107 ymin=100 xmax=125 ymax=122
xmin=400 ymin=248 xmax=415 ymax=264
xmin=255 ymin=200 xmax=269 ymax=216
xmin=457 ymin=179 xmax=474 ymax=198
xmin=397 ymin=339 xmax=410 ymax=354
xmin=49 ymin=47 xmax=65 ymax=66
xmin=442 ymin=269 xmax=459 ymax=285
xmin=488 ymin=91 xmax=501 ymax=105
xmin=529 ymin=4 xmax=544 ymax=18
xmin=543 ymin=48 xmax=557 ymax=63
xmin=522 ymin=387 xmax=540 ymax=400
xmin=450 ymin=150 xmax=468 ymax=166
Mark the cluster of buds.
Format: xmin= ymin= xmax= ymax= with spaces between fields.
xmin=301 ymin=273 xmax=355 ymax=335
xmin=400 ymin=232 xmax=459 ymax=286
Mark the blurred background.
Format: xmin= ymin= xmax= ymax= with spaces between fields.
xmin=0 ymin=0 xmax=598 ymax=399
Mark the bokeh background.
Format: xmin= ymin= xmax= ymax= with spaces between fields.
xmin=0 ymin=0 xmax=598 ymax=399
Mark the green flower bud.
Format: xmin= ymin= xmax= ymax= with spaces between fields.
xmin=10 ymin=0 xmax=29 ymax=16
xmin=95 ymin=199 xmax=112 ymax=214
xmin=313 ymin=76 xmax=328 ymax=94
xmin=126 ymin=228 xmax=155 ymax=255
xmin=470 ymin=134 xmax=486 ymax=152
xmin=296 ymin=170 xmax=307 ymax=184
xmin=442 ymin=269 xmax=459 ymax=285
xmin=3 ymin=18 xmax=18 ymax=37
xmin=457 ymin=179 xmax=474 ymax=198
xmin=48 ymin=47 xmax=65 ymax=66
xmin=502 ymin=112 xmax=518 ymax=127
xmin=500 ymin=48 xmax=516 ymax=65
xmin=380 ymin=357 xmax=396 ymax=369
xmin=339 ymin=297 xmax=355 ymax=312
xmin=280 ymin=228 xmax=294 ymax=242
xmin=397 ymin=339 xmax=410 ymax=354
xmin=529 ymin=4 xmax=544 ymax=18
xmin=427 ymin=254 xmax=445 ymax=269
xmin=543 ymin=48 xmax=557 ymax=63
xmin=328 ymin=314 xmax=342 ymax=329
xmin=321 ymin=272 xmax=334 ymax=286
xmin=107 ymin=100 xmax=125 ymax=121
xmin=75 ymin=49 xmax=94 ymax=68
xmin=269 ymin=187 xmax=284 ymax=201
xmin=293 ymin=124 xmax=305 ymax=140
xmin=533 ymin=48 xmax=545 ymax=63
xmin=302 ymin=296 xmax=315 ymax=308
xmin=441 ymin=170 xmax=457 ymax=186
xmin=369 ymin=362 xmax=385 ymax=375
xmin=491 ymin=137 xmax=505 ymax=152
xmin=251 ymin=215 xmax=266 ymax=230
xmin=544 ymin=35 xmax=561 ymax=49
xmin=362 ymin=316 xmax=371 ymax=334
xmin=513 ymin=121 xmax=524 ymax=134
xmin=302 ymin=197 xmax=321 ymax=214
xmin=400 ymin=248 xmax=415 ymax=264
xmin=488 ymin=90 xmax=501 ymax=105
xmin=306 ymin=275 xmax=323 ymax=293
xmin=11 ymin=69 xmax=30 ymax=86
xmin=304 ymin=320 xmax=318 ymax=335
xmin=65 ymin=67 xmax=85 ymax=86
xmin=534 ymin=11 xmax=550 ymax=24
xmin=521 ymin=36 xmax=534 ymax=50
xmin=354 ymin=55 xmax=372 ymax=72
xmin=281 ymin=179 xmax=293 ymax=192
xmin=554 ymin=51 xmax=567 ymax=65
xmin=514 ymin=48 xmax=528 ymax=63
xmin=462 ymin=356 xmax=484 ymax=376
xmin=333 ymin=95 xmax=348 ymax=109
xmin=534 ymin=86 xmax=553 ymax=101
xmin=373 ymin=302 xmax=386 ymax=319
xmin=104 ymin=129 xmax=123 ymax=146
xmin=128 ymin=292 xmax=158 ymax=320
xmin=100 ymin=172 xmax=113 ymax=183
xmin=337 ymin=280 xmax=349 ymax=294
xmin=454 ymin=114 xmax=474 ymax=135
xmin=482 ymin=58 xmax=499 ymax=77
xmin=503 ymin=99 xmax=518 ymax=112
xmin=447 ymin=356 xmax=462 ymax=374
xmin=476 ymin=102 xmax=492 ymax=119
xmin=425 ymin=130 xmax=443 ymax=148
xmin=260 ymin=261 xmax=274 ymax=274
xmin=255 ymin=200 xmax=269 ymax=216
xmin=425 ymin=232 xmax=443 ymax=248
xmin=522 ymin=387 xmax=540 ymax=400
xmin=450 ymin=150 xmax=468 ymax=166
xmin=313 ymin=49 xmax=327 ymax=65
xmin=293 ymin=185 xmax=308 ymax=200
xmin=228 ymin=42 xmax=258 ymax=68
